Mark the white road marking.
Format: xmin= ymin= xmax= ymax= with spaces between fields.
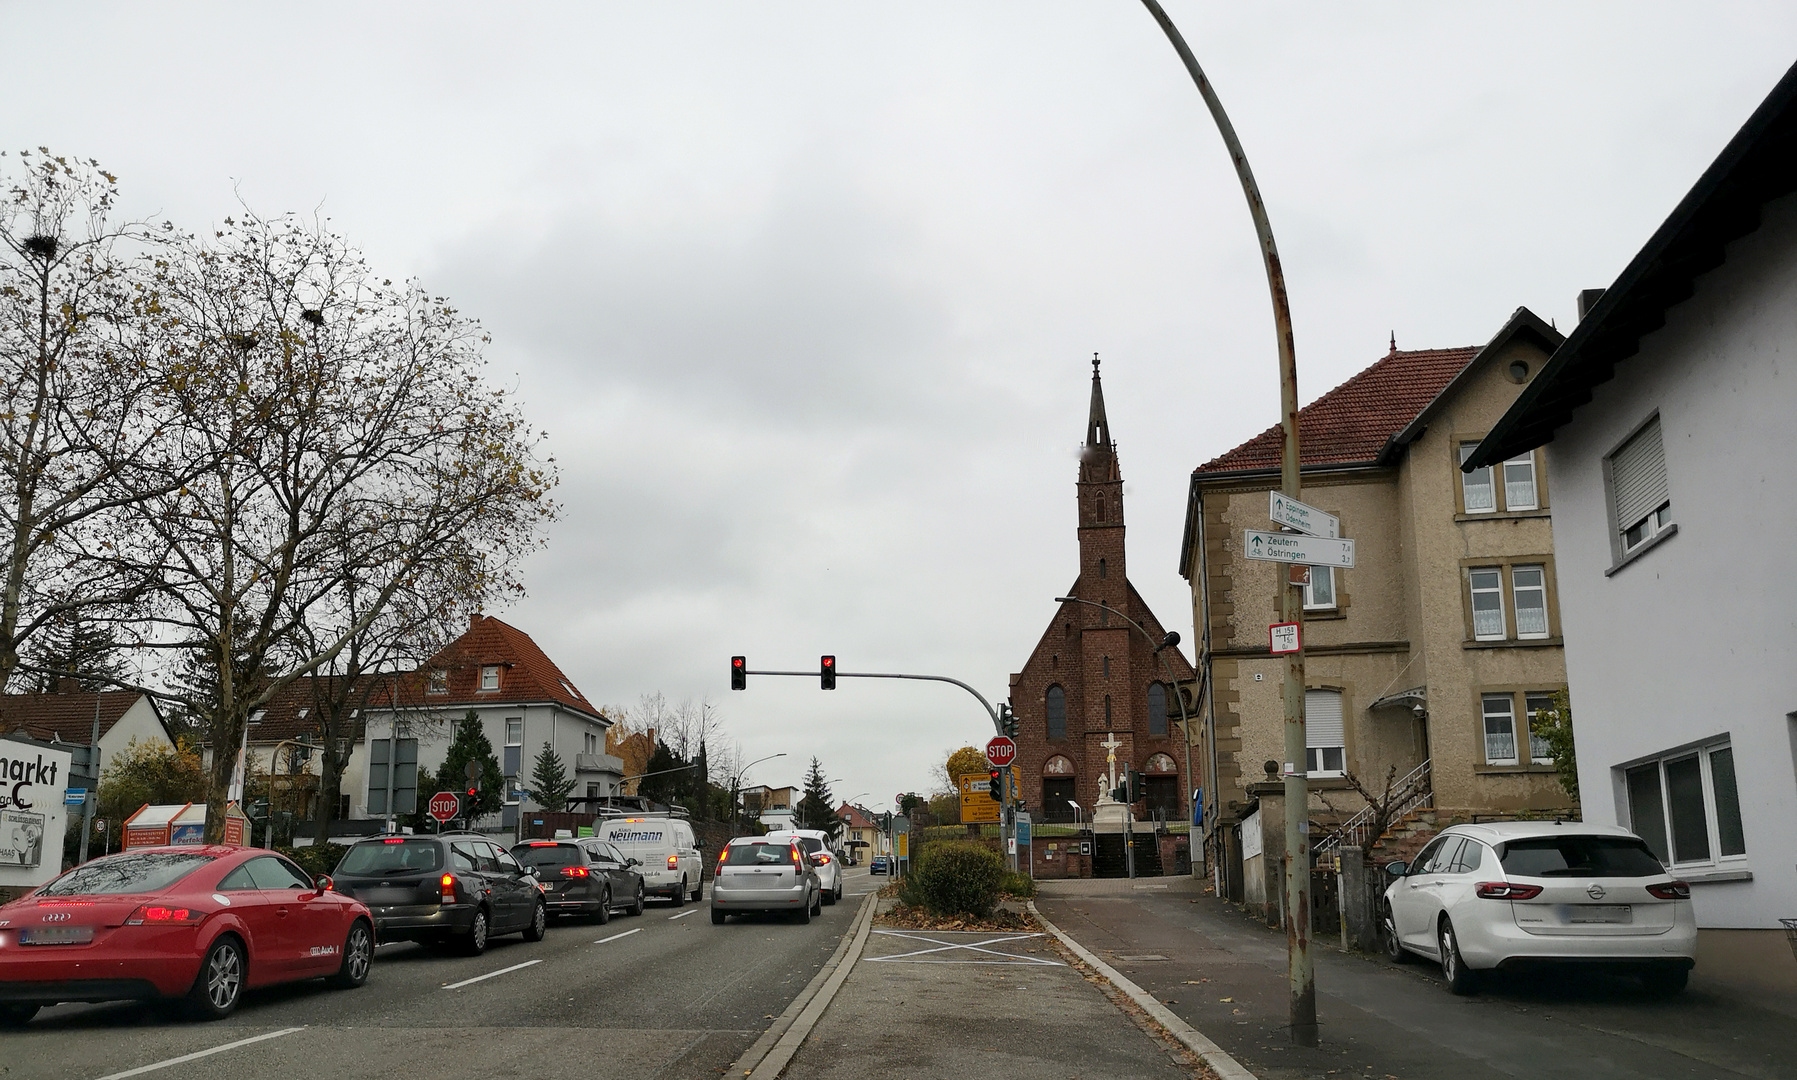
xmin=865 ymin=930 xmax=1064 ymax=966
xmin=594 ymin=928 xmax=642 ymax=944
xmin=441 ymin=958 xmax=542 ymax=989
xmin=93 ymin=1027 xmax=306 ymax=1079
xmin=668 ymin=909 xmax=698 ymax=920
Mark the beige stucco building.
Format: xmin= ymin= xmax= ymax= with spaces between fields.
xmin=1180 ymin=311 xmax=1578 ymax=890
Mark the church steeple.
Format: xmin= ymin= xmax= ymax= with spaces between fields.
xmin=1076 ymin=354 xmax=1125 ymax=601
xmin=1086 ymin=352 xmax=1111 ymax=449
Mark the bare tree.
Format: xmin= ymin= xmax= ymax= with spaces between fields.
xmin=123 ymin=209 xmax=557 ymax=839
xmin=0 ymin=150 xmax=192 ymax=691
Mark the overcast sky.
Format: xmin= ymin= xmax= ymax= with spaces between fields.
xmin=6 ymin=3 xmax=1793 ymax=811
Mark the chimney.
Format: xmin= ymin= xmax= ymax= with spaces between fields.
xmin=1577 ymin=289 xmax=1606 ymax=321
xmin=56 ymin=675 xmax=80 ymax=695
xmin=469 ymin=612 xmax=481 ymax=630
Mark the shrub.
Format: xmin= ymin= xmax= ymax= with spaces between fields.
xmin=998 ymin=870 xmax=1035 ymax=899
xmin=907 ymin=839 xmax=1005 ymax=917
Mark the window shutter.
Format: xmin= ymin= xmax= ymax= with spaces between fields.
xmin=1610 ymin=416 xmax=1668 ymax=529
xmin=1305 ymin=689 xmax=1344 ymax=750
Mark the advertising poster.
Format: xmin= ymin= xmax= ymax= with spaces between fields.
xmin=0 ymin=737 xmax=73 ymax=888
xmin=0 ymin=810 xmax=45 ymax=867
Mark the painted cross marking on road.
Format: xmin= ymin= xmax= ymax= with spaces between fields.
xmin=864 ymin=930 xmax=1064 ymax=966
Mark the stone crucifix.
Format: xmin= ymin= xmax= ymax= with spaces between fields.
xmin=1099 ymin=732 xmax=1124 ymax=795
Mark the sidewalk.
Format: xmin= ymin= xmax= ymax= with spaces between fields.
xmin=776 ymin=896 xmax=1210 ymax=1079
xmin=1036 ymin=884 xmax=1797 ymax=1080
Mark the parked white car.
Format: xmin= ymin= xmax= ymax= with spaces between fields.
xmin=1380 ymin=821 xmax=1697 ymax=995
xmin=593 ymin=814 xmax=704 ymax=905
xmin=763 ymin=829 xmax=843 ymax=905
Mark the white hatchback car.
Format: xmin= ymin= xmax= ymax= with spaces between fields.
xmin=763 ymin=829 xmax=842 ymax=905
xmin=1380 ymin=821 xmax=1697 ymax=995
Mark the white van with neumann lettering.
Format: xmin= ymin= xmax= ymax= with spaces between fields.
xmin=594 ymin=815 xmax=703 ymax=905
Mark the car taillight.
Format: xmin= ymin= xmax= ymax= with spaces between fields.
xmin=717 ymin=854 xmax=728 ymax=877
xmin=789 ymin=846 xmax=802 ymax=865
xmin=124 ymin=904 xmax=204 ymax=925
xmin=1647 ymin=881 xmax=1691 ymax=900
xmin=560 ymin=866 xmax=590 ymax=878
xmin=1474 ymin=882 xmax=1544 ymax=900
xmin=667 ymin=854 xmax=678 ymax=870
xmin=440 ymin=873 xmax=457 ymax=904
xmin=815 ymin=853 xmax=831 ymax=865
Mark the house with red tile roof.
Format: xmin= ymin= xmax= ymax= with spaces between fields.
xmin=0 ymin=684 xmax=174 ymax=772
xmin=1179 ymin=311 xmax=1575 ymax=913
xmin=836 ymin=802 xmax=887 ymax=865
xmin=355 ymin=615 xmax=621 ymax=831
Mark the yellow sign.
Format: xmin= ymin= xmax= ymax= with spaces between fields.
xmin=958 ymin=772 xmax=1004 ymax=824
xmin=896 ymin=832 xmax=908 ymax=858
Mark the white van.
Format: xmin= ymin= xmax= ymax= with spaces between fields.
xmin=593 ymin=815 xmax=704 ymax=905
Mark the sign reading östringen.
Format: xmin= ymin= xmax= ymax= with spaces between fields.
xmin=1243 ymin=529 xmax=1356 ymax=568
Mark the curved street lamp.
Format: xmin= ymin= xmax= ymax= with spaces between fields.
xmin=730 ymin=752 xmax=787 ymax=825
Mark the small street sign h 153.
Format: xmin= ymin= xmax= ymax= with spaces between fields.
xmin=1270 ymin=622 xmax=1301 ymax=654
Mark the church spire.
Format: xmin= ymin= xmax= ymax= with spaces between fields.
xmin=1086 ymin=352 xmax=1111 ymax=449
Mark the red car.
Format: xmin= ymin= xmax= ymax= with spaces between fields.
xmin=0 ymin=845 xmax=373 ymax=1026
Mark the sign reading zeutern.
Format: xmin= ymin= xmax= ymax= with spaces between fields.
xmin=984 ymin=736 xmax=1018 ymax=769
xmin=1243 ymin=529 xmax=1356 ymax=568
xmin=1267 ymin=491 xmax=1339 ymax=538
xmin=428 ymin=792 xmax=460 ymax=824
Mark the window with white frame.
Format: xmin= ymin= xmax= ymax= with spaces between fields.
xmin=1459 ymin=444 xmax=1495 ymax=513
xmin=1502 ymin=452 xmax=1539 ymax=510
xmin=1625 ymin=741 xmax=1746 ymax=867
xmin=1524 ymin=692 xmax=1556 ymax=763
xmin=1303 ymin=565 xmax=1335 ymax=610
xmin=1511 ymin=566 xmax=1549 ymax=638
xmin=1469 ymin=569 xmax=1506 ymax=640
xmin=480 ymin=664 xmax=501 ymax=691
xmin=1608 ymin=414 xmax=1672 ymax=555
xmin=427 ymin=669 xmax=448 ymax=695
xmin=1482 ymin=693 xmax=1518 ymax=764
xmin=505 ymin=718 xmax=522 ymax=746
xmin=1304 ymin=689 xmax=1345 ymax=777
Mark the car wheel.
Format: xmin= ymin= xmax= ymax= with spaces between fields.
xmin=711 ymin=907 xmax=726 ymax=925
xmin=0 ymin=1003 xmax=39 ymax=1028
xmin=461 ymin=908 xmax=490 ymax=955
xmin=1438 ymin=919 xmax=1478 ymax=996
xmin=690 ymin=880 xmax=702 ymax=903
xmin=672 ymin=878 xmax=686 ymax=907
xmin=835 ymin=881 xmax=843 ymax=902
xmin=628 ymin=883 xmax=645 ymax=917
xmin=594 ymin=888 xmax=612 ymax=925
xmin=1381 ymin=904 xmax=1412 ymax=964
xmin=810 ymin=888 xmax=823 ymax=917
xmin=1641 ymin=964 xmax=1689 ymax=996
xmin=795 ymin=894 xmax=812 ymax=924
xmin=522 ymin=901 xmax=547 ymax=942
xmin=188 ymin=935 xmax=246 ymax=1020
xmin=327 ymin=919 xmax=374 ymax=990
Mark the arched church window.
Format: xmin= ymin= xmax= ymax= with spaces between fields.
xmin=1144 ymin=753 xmax=1178 ymax=773
xmin=1045 ymin=685 xmax=1066 ymax=740
xmin=1104 ymin=694 xmax=1112 ymax=726
xmin=1095 ymin=496 xmax=1105 ymax=521
xmin=1102 ymin=655 xmax=1110 ymax=678
xmin=1099 ymin=558 xmax=1107 ymax=579
xmin=1148 ymin=683 xmax=1168 ymax=737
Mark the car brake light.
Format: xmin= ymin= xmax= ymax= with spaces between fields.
xmin=383 ymin=838 xmax=406 ymax=844
xmin=560 ymin=866 xmax=590 ymax=878
xmin=125 ymin=904 xmax=204 ymax=925
xmin=667 ymin=854 xmax=678 ymax=870
xmin=529 ymin=841 xmax=557 ymax=847
xmin=815 ymin=853 xmax=831 ymax=865
xmin=440 ymin=873 xmax=457 ymax=904
xmin=1474 ymin=882 xmax=1544 ymax=900
xmin=789 ymin=846 xmax=802 ymax=865
xmin=1647 ymin=881 xmax=1691 ymax=900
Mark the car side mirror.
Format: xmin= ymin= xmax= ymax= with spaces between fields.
xmin=315 ymin=875 xmax=334 ymax=892
xmin=1384 ymin=861 xmax=1407 ymax=878
xmin=627 ymin=857 xmax=640 ymax=867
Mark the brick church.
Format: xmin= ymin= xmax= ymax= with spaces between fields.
xmin=1009 ymin=358 xmax=1195 ymax=824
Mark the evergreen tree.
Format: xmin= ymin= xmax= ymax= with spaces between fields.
xmin=437 ymin=711 xmax=505 ymax=819
xmin=795 ymin=757 xmax=840 ymax=840
xmin=25 ymin=617 xmax=127 ymax=693
xmin=529 ymin=743 xmax=575 ymax=812
xmin=636 ymin=738 xmax=694 ymax=808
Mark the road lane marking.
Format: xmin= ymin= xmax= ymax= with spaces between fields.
xmin=441 ymin=958 xmax=542 ymax=989
xmin=93 ymin=1027 xmax=305 ymax=1080
xmin=864 ymin=930 xmax=1063 ymax=966
xmin=595 ymin=928 xmax=642 ymax=944
xmin=669 ymin=909 xmax=698 ymax=920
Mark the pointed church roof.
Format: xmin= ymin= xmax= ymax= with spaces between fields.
xmin=1086 ymin=353 xmax=1111 ymax=448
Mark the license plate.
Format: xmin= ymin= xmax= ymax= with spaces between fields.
xmin=1567 ymin=904 xmax=1632 ymax=924
xmin=19 ymin=926 xmax=94 ymax=945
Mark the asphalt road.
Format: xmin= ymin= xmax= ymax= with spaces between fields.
xmin=13 ymin=866 xmax=877 ymax=1080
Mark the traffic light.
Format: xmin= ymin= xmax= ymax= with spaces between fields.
xmin=999 ymin=703 xmax=1019 ymax=738
xmin=820 ymin=655 xmax=836 ymax=690
xmin=988 ymin=768 xmax=1004 ymax=802
xmin=730 ymin=655 xmax=746 ymax=691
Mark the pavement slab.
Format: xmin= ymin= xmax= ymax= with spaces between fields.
xmin=1037 ymin=886 xmax=1797 ymax=1080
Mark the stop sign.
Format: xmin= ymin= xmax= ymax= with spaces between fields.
xmin=428 ymin=791 xmax=461 ymax=823
xmin=985 ymin=736 xmax=1017 ymax=769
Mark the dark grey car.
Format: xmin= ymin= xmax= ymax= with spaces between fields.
xmin=333 ymin=834 xmax=547 ymax=955
xmin=513 ymin=840 xmax=645 ymax=921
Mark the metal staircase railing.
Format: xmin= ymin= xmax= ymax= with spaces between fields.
xmin=1314 ymin=758 xmax=1432 ymax=858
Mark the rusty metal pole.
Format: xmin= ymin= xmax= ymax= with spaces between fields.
xmin=1137 ymin=0 xmax=1316 ymax=1046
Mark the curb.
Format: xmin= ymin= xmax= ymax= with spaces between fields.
xmin=1029 ymin=900 xmax=1259 ymax=1080
xmin=729 ymin=891 xmax=878 ymax=1079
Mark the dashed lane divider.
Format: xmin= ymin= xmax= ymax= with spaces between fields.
xmin=595 ymin=928 xmax=642 ymax=944
xmin=441 ymin=958 xmax=542 ymax=990
xmin=93 ymin=1026 xmax=306 ymax=1080
xmin=669 ymin=909 xmax=698 ymax=920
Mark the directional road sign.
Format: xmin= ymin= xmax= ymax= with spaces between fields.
xmin=1268 ymin=491 xmax=1339 ymax=538
xmin=64 ymin=788 xmax=87 ymax=805
xmin=428 ymin=791 xmax=461 ymax=824
xmin=1243 ymin=529 xmax=1356 ymax=568
xmin=985 ymin=735 xmax=1017 ymax=769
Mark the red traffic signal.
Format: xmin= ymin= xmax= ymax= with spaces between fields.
xmin=820 ymin=655 xmax=836 ymax=690
xmin=731 ymin=655 xmax=746 ymax=691
xmin=987 ymin=767 xmax=1004 ymax=802
xmin=466 ymin=786 xmax=478 ymax=798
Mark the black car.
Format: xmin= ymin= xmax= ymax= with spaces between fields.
xmin=512 ymin=839 xmax=645 ymax=922
xmin=332 ymin=834 xmax=547 ymax=955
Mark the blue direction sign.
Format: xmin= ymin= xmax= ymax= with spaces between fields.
xmin=64 ymin=788 xmax=87 ymax=805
